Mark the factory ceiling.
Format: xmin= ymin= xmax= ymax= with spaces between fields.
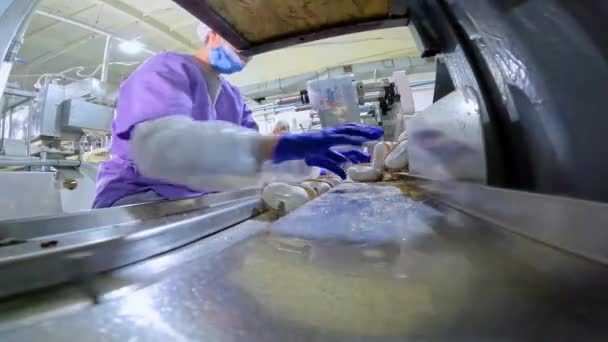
xmin=9 ymin=0 xmax=420 ymax=90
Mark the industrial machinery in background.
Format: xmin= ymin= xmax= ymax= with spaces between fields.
xmin=256 ymin=70 xmax=417 ymax=140
xmin=0 ymin=77 xmax=116 ymax=219
xmin=29 ymin=77 xmax=115 ymax=162
xmin=245 ymin=55 xmax=435 ymax=134
xmin=309 ymin=70 xmax=415 ymax=140
xmin=2 ymin=78 xmax=116 ymax=164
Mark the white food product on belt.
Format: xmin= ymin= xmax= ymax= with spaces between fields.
xmin=263 ymin=182 xmax=312 ymax=213
xmin=385 ymin=140 xmax=409 ymax=171
xmin=372 ymin=142 xmax=389 ymax=171
xmin=301 ymin=180 xmax=332 ymax=195
xmin=347 ymin=165 xmax=382 ymax=182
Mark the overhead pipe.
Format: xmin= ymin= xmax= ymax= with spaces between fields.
xmin=34 ymin=11 xmax=156 ymax=55
xmin=276 ymin=95 xmax=303 ymax=106
xmin=100 ymin=35 xmax=112 ymax=82
xmin=0 ymin=158 xmax=80 ymax=168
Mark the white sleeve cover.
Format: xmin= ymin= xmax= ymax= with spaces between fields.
xmin=260 ymin=160 xmax=320 ymax=183
xmin=131 ymin=116 xmax=317 ymax=192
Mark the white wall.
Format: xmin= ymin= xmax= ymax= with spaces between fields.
xmin=227 ymin=27 xmax=419 ymax=87
xmin=412 ymin=85 xmax=435 ymax=112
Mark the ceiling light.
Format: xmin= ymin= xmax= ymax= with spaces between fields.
xmin=119 ymin=40 xmax=144 ymax=55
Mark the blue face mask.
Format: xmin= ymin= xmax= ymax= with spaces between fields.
xmin=209 ymin=45 xmax=246 ymax=74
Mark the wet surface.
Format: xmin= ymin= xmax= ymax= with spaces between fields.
xmin=3 ymin=182 xmax=608 ymax=341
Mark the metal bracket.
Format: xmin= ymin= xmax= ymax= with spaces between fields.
xmin=408 ymin=87 xmax=487 ymax=183
xmin=64 ymin=252 xmax=99 ymax=304
xmin=389 ymin=0 xmax=409 ymax=17
xmin=407 ymin=0 xmax=442 ymax=57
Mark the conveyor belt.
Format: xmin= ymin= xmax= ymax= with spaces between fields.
xmin=0 ymin=189 xmax=263 ymax=298
xmin=1 ymin=181 xmax=608 ymax=340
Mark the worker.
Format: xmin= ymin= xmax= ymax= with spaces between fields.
xmin=93 ymin=24 xmax=381 ymax=208
xmin=272 ymin=120 xmax=291 ymax=134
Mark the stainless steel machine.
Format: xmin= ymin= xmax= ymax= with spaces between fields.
xmin=1 ymin=77 xmax=115 ymax=162
xmin=261 ymin=70 xmax=416 ymax=139
xmin=29 ymin=77 xmax=115 ymax=159
xmin=307 ymin=71 xmax=415 ymax=140
xmin=0 ymin=77 xmax=116 ymax=220
xmin=0 ymin=0 xmax=116 ymax=221
xmin=1 ymin=0 xmax=608 ymax=341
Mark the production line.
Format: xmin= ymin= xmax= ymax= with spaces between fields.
xmin=2 ymin=175 xmax=608 ymax=340
xmin=1 ymin=0 xmax=608 ymax=340
xmin=1 ymin=85 xmax=607 ymax=339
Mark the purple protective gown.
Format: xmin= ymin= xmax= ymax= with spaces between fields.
xmin=93 ymin=52 xmax=257 ymax=208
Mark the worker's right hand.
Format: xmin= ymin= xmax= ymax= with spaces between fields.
xmin=272 ymin=123 xmax=383 ymax=164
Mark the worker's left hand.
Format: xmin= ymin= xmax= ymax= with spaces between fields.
xmin=305 ymin=149 xmax=371 ymax=179
xmin=272 ymin=123 xmax=383 ymax=164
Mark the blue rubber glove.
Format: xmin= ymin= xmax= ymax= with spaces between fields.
xmin=305 ymin=149 xmax=371 ymax=179
xmin=273 ymin=123 xmax=383 ymax=164
xmin=323 ymin=123 xmax=384 ymax=141
xmin=340 ymin=150 xmax=372 ymax=164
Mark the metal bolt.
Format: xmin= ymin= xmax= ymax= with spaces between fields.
xmin=63 ymin=178 xmax=78 ymax=190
